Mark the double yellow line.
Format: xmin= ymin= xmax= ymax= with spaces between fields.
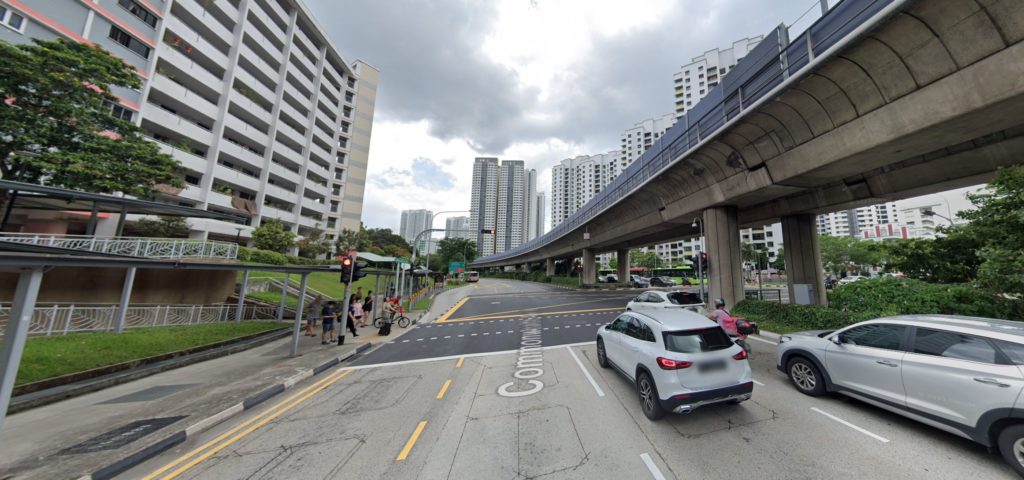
xmin=144 ymin=368 xmax=354 ymax=480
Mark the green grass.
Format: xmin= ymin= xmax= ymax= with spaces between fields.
xmin=412 ymin=296 xmax=431 ymax=311
xmin=549 ymin=276 xmax=581 ymax=288
xmin=248 ymin=291 xmax=299 ymax=310
xmin=241 ymin=269 xmax=380 ymax=299
xmin=17 ymin=322 xmax=286 ymax=385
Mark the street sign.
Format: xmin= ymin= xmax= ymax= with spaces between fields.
xmin=449 ymin=262 xmax=465 ymax=273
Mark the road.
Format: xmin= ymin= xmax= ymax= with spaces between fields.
xmin=127 ymin=278 xmax=1017 ymax=479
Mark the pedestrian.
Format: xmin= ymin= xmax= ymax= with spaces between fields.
xmin=363 ymin=291 xmax=374 ymax=324
xmin=339 ymin=294 xmax=359 ymax=343
xmin=354 ymin=286 xmax=363 ymax=305
xmin=321 ymin=300 xmax=337 ymax=344
xmin=352 ymin=294 xmax=365 ymax=327
xmin=305 ymin=295 xmax=322 ymax=337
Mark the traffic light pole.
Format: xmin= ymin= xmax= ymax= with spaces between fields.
xmin=339 ymin=261 xmax=354 ymax=343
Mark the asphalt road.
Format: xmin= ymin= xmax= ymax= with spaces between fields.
xmin=127 ymin=279 xmax=1019 ymax=480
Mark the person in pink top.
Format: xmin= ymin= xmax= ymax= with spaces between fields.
xmin=352 ymin=296 xmax=365 ymax=327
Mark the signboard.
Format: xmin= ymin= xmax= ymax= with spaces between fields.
xmin=449 ymin=262 xmax=465 ymax=273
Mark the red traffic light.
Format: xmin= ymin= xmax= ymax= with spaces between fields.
xmin=341 ymin=257 xmax=353 ymax=267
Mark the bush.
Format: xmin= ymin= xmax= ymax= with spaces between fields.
xmin=236 ymin=246 xmax=252 ymax=262
xmin=830 ymin=277 xmax=1021 ymax=320
xmin=247 ymin=249 xmax=288 ymax=265
xmin=733 ymin=300 xmax=888 ymax=333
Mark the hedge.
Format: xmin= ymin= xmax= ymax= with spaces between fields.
xmin=237 ymin=246 xmax=335 ymax=266
xmin=733 ymin=300 xmax=890 ymax=334
xmin=829 ymin=277 xmax=1021 ymax=320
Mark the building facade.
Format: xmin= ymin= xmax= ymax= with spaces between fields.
xmin=673 ymin=35 xmax=762 ymax=117
xmin=550 ymin=151 xmax=618 ymax=227
xmin=469 ymin=158 xmax=537 ymax=256
xmin=618 ymin=113 xmax=677 ymax=176
xmin=0 ymin=0 xmax=376 ymax=244
xmin=445 ymin=215 xmax=471 ymax=241
xmin=532 ymin=192 xmax=545 ymax=240
xmin=469 ymin=157 xmax=499 ymax=256
xmin=495 ymin=160 xmax=525 ymax=254
xmin=399 ymin=209 xmax=432 ymax=245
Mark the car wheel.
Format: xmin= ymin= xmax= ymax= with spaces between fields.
xmin=637 ymin=372 xmax=666 ymax=420
xmin=997 ymin=424 xmax=1024 ymax=477
xmin=596 ymin=338 xmax=610 ymax=369
xmin=787 ymin=357 xmax=826 ymax=396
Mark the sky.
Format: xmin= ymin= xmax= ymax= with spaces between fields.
xmin=306 ymin=0 xmax=828 ymax=233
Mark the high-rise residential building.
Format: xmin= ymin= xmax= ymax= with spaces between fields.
xmin=673 ymin=35 xmax=762 ymax=117
xmin=0 ymin=0 xmax=376 ymax=244
xmin=618 ymin=113 xmax=677 ymax=176
xmin=400 ymin=209 xmax=432 ymax=245
xmin=550 ymin=151 xmax=618 ymax=227
xmin=532 ymin=192 xmax=546 ymax=240
xmin=523 ymin=169 xmax=539 ymax=242
xmin=445 ymin=216 xmax=471 ymax=241
xmin=470 ymin=157 xmax=500 ymax=256
xmin=496 ymin=160 xmax=525 ymax=254
xmin=816 ymin=203 xmax=901 ymax=238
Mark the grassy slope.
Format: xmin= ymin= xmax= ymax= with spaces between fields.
xmin=17 ymin=322 xmax=285 ymax=385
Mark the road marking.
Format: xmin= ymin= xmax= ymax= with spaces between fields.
xmin=811 ymin=407 xmax=890 ymax=443
xmin=566 ymin=345 xmax=605 ymax=397
xmin=450 ymin=297 xmax=624 ymax=321
xmin=495 ymin=331 xmax=502 ymax=334
xmin=347 ymin=341 xmax=598 ymax=370
xmin=444 ymin=335 xmax=451 ymax=339
xmin=752 ymin=379 xmax=765 ymax=386
xmin=749 ymin=336 xmax=777 ymax=345
xmin=436 ymin=379 xmax=452 ymax=400
xmin=402 ymin=340 xmax=409 ymax=343
xmin=483 ymin=332 xmax=490 ymax=335
xmin=458 ymin=334 xmax=465 ymax=337
xmin=436 ymin=297 xmax=470 ymax=323
xmin=430 ymin=337 xmax=437 ymax=340
xmin=471 ymin=333 xmax=477 ymax=336
xmin=148 ymin=369 xmax=354 ymax=480
xmin=455 ymin=357 xmax=464 ymax=368
xmin=554 ymin=326 xmax=560 ymax=329
xmin=640 ymin=453 xmax=666 ymax=480
xmin=396 ymin=420 xmax=428 ymax=461
xmin=416 ymin=338 xmax=424 ymax=341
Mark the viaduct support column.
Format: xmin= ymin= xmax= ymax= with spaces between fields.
xmin=581 ymin=248 xmax=597 ymax=285
xmin=704 ymin=207 xmax=744 ymax=308
xmin=545 ymin=258 xmax=555 ymax=276
xmin=781 ymin=213 xmax=827 ymax=305
xmin=616 ymin=249 xmax=629 ymax=285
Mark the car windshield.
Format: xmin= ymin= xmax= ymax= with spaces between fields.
xmin=667 ymin=292 xmax=703 ymax=305
xmin=663 ymin=328 xmax=733 ymax=353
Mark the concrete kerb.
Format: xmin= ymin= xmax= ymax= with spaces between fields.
xmin=79 ymin=342 xmax=372 ymax=480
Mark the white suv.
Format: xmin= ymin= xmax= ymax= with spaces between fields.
xmin=596 ymin=309 xmax=753 ymax=419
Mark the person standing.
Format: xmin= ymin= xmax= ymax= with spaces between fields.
xmin=320 ymin=300 xmax=337 ymax=345
xmin=352 ymin=295 xmax=365 ymax=327
xmin=363 ymin=291 xmax=374 ymax=325
xmin=305 ymin=295 xmax=322 ymax=337
xmin=339 ymin=294 xmax=359 ymax=344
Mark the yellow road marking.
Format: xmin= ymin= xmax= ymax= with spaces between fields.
xmin=455 ymin=357 xmax=464 ymax=368
xmin=143 ymin=368 xmax=351 ymax=480
xmin=448 ymin=296 xmax=623 ymax=322
xmin=441 ymin=307 xmax=623 ymax=322
xmin=150 ymin=369 xmax=354 ymax=480
xmin=396 ymin=421 xmax=428 ymax=461
xmin=436 ymin=379 xmax=452 ymax=400
xmin=435 ymin=297 xmax=469 ymax=322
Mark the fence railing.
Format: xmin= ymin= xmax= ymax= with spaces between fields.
xmin=0 ymin=303 xmax=280 ymax=336
xmin=0 ymin=233 xmax=239 ymax=260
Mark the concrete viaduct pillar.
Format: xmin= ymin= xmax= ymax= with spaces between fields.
xmin=704 ymin=206 xmax=744 ymax=308
xmin=581 ymin=248 xmax=597 ymax=285
xmin=523 ymin=263 xmax=532 ymax=273
xmin=781 ymin=213 xmax=827 ymax=305
xmin=545 ymin=258 xmax=555 ymax=276
xmin=616 ymin=249 xmax=629 ymax=285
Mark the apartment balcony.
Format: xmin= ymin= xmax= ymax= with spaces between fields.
xmin=315 ymin=108 xmax=336 ymax=131
xmin=256 ymin=0 xmax=288 ymax=32
xmin=232 ymin=68 xmax=276 ymax=104
xmin=243 ymin=22 xmax=283 ymax=63
xmin=284 ymin=81 xmax=310 ymax=104
xmin=290 ymin=51 xmax=317 ymax=82
xmin=143 ymin=106 xmax=213 ymax=146
xmin=212 ymin=0 xmax=238 ymax=22
xmin=158 ymin=47 xmax=224 ymax=94
xmin=264 ymin=183 xmax=298 ymax=204
xmin=205 ymin=190 xmax=234 ymax=209
xmin=218 ymin=139 xmax=264 ymax=170
xmin=301 ymin=195 xmax=326 ymax=212
xmin=239 ymin=43 xmax=280 ymax=84
xmin=214 ymin=164 xmax=262 ymax=192
xmin=150 ymin=74 xmax=219 ymax=121
xmin=175 ymin=0 xmax=233 ymax=45
xmin=286 ymin=64 xmax=315 ymax=95
xmin=225 ymin=113 xmax=269 ymax=147
xmin=164 ymin=14 xmax=229 ymax=67
xmin=304 ymin=179 xmax=329 ymax=198
xmin=278 ymin=100 xmax=307 ymax=126
xmin=270 ymin=160 xmax=301 ymax=184
xmin=152 ymin=138 xmax=207 ymax=173
xmin=176 ymin=185 xmax=205 ymax=202
xmin=310 ymin=142 xmax=332 ymax=165
xmin=294 ymin=28 xmax=317 ymax=57
xmin=229 ymin=90 xmax=272 ymax=130
xmin=246 ymin=3 xmax=285 ymax=46
xmin=260 ymin=205 xmax=294 ymax=222
xmin=275 ymin=120 xmax=306 ymax=147
xmin=273 ymin=142 xmax=304 ymax=167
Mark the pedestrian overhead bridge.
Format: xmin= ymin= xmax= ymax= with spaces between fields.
xmin=472 ymin=0 xmax=1024 ymax=307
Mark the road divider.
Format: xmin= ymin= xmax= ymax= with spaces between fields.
xmin=811 ymin=407 xmax=890 ymax=443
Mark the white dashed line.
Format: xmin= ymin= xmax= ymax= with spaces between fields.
xmin=471 ymin=333 xmax=478 ymax=336
xmin=483 ymin=332 xmax=490 ymax=335
xmin=554 ymin=326 xmax=560 ymax=329
xmin=507 ymin=330 xmax=514 ymax=333
xmin=444 ymin=336 xmax=451 ymax=339
xmin=811 ymin=407 xmax=890 ymax=443
xmin=402 ymin=340 xmax=410 ymax=343
xmin=495 ymin=331 xmax=502 ymax=334
xmin=458 ymin=334 xmax=465 ymax=337
xmin=430 ymin=337 xmax=437 ymax=340
xmin=416 ymin=338 xmax=424 ymax=342
xmin=752 ymin=379 xmax=765 ymax=386
xmin=543 ymin=327 xmax=549 ymax=330
xmin=640 ymin=453 xmax=666 ymax=480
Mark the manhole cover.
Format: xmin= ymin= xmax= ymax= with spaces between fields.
xmin=59 ymin=416 xmax=187 ymax=455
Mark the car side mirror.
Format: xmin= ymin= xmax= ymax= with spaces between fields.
xmin=831 ymin=333 xmax=843 ymax=345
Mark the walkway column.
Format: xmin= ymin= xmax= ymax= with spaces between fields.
xmin=616 ymin=249 xmax=629 ymax=285
xmin=235 ymin=270 xmax=250 ymax=322
xmin=0 ymin=268 xmax=44 ymax=435
xmin=523 ymin=263 xmax=532 ymax=273
xmin=582 ymin=248 xmax=597 ymax=285
xmin=704 ymin=207 xmax=744 ymax=308
xmin=545 ymin=258 xmax=555 ymax=276
xmin=113 ymin=267 xmax=136 ymax=333
xmin=782 ymin=213 xmax=827 ymax=305
xmin=290 ymin=273 xmax=309 ymax=357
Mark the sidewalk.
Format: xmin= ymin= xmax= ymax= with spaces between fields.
xmin=0 ymin=319 xmax=401 ymax=480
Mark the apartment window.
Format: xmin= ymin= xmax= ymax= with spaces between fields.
xmin=118 ymin=0 xmax=158 ymax=28
xmin=185 ymin=174 xmax=200 ymax=185
xmin=0 ymin=6 xmax=25 ymax=32
xmin=109 ymin=26 xmax=150 ymax=58
xmin=106 ymin=101 xmax=134 ymax=121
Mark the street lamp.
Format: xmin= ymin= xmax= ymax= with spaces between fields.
xmin=234 ymin=226 xmax=243 ymax=245
xmin=691 ymin=217 xmax=705 ymax=303
xmin=921 ymin=209 xmax=954 ymax=224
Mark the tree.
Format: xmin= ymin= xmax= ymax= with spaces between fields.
xmin=251 ymin=219 xmax=295 ymax=253
xmin=0 ymin=39 xmax=181 ymax=204
xmin=818 ymin=235 xmax=883 ymax=275
xmin=886 ymin=234 xmax=981 ymax=284
xmin=771 ymin=247 xmax=786 ymax=271
xmin=436 ymin=237 xmax=477 ymax=270
xmin=630 ymin=249 xmax=659 ymax=270
xmin=297 ymin=224 xmax=332 ymax=259
xmin=132 ymin=216 xmax=189 ymax=238
xmin=336 ymin=224 xmax=369 ymax=253
xmin=958 ymin=166 xmax=1024 ymax=296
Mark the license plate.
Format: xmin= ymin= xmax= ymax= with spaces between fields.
xmin=697 ymin=360 xmax=727 ymax=373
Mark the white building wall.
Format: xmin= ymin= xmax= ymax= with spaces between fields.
xmin=445 ymin=216 xmax=471 ymax=240
xmin=618 ymin=113 xmax=677 ymax=174
xmin=470 ymin=157 xmax=499 ymax=256
xmin=673 ymin=35 xmax=762 ymax=117
xmin=400 ymin=209 xmax=432 ymax=245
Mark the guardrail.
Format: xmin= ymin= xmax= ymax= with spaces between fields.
xmin=0 ymin=233 xmax=239 ymax=260
xmin=476 ymin=0 xmax=902 ymax=264
xmin=0 ymin=303 xmax=281 ymax=336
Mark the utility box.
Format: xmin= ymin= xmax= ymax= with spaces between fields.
xmin=792 ymin=283 xmax=816 ymax=305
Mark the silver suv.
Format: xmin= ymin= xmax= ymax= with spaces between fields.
xmin=776 ymin=315 xmax=1024 ymax=476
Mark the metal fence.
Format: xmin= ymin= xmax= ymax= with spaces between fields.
xmin=0 ymin=303 xmax=281 ymax=337
xmin=0 ymin=233 xmax=239 ymax=260
xmin=745 ymin=289 xmax=784 ymax=303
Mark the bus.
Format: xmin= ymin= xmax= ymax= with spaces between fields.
xmin=651 ymin=266 xmax=694 ymax=285
xmin=465 ymin=271 xmax=480 ymax=283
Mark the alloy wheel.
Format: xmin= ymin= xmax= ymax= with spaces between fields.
xmin=639 ymin=377 xmax=654 ymax=412
xmin=791 ymin=363 xmax=816 ymax=391
xmin=1013 ymin=437 xmax=1024 ymax=467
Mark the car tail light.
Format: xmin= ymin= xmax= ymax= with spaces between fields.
xmin=733 ymin=350 xmax=748 ymax=360
xmin=657 ymin=357 xmax=693 ymax=370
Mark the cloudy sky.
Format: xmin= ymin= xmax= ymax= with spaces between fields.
xmin=306 ymin=0 xmax=825 ymax=233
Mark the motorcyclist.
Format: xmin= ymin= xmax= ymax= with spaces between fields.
xmin=707 ymin=298 xmax=731 ymax=330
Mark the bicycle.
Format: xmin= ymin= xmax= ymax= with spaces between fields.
xmin=373 ymin=310 xmax=411 ymax=329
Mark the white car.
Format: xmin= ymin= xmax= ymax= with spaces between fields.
xmin=838 ymin=275 xmax=866 ymax=285
xmin=626 ymin=290 xmax=707 ymax=315
xmin=596 ymin=309 xmax=753 ymax=419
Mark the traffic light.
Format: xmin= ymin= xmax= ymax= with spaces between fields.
xmin=340 ymin=256 xmax=352 ymax=284
xmin=352 ymin=260 xmax=368 ymax=282
xmin=699 ymin=252 xmax=709 ymax=271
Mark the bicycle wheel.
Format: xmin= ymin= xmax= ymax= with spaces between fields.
xmin=397 ymin=316 xmax=411 ymax=328
xmin=373 ymin=316 xmax=385 ymax=328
